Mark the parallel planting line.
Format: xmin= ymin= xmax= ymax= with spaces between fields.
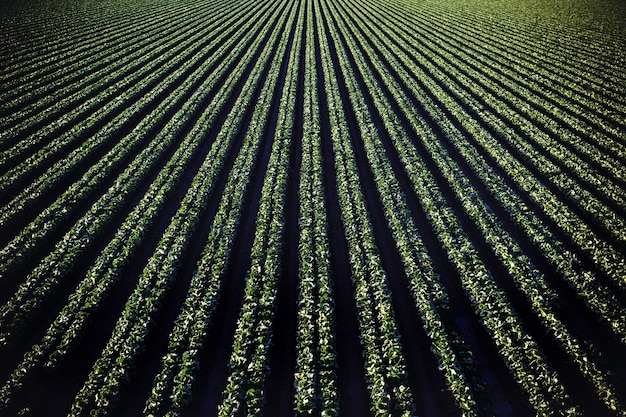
xmin=0 ymin=0 xmax=233 ymax=131
xmin=293 ymin=0 xmax=338 ymax=413
xmin=418 ymin=2 xmax=626 ymax=93
xmin=0 ymin=0 xmax=277 ymax=335
xmin=0 ymin=5 xmax=164 ymax=89
xmin=0 ymin=0 xmax=624 ymax=415
xmin=0 ymin=0 xmax=285 ymax=409
xmin=0 ymin=0 xmax=235 ymax=166
xmin=373 ymin=0 xmax=626 ymax=183
xmin=0 ymin=0 xmax=199 ymax=86
xmin=335 ymin=0 xmax=624 ymax=411
xmin=364 ymin=0 xmax=626 ymax=251
xmin=365 ymin=0 xmax=626 ymax=345
xmin=68 ymin=2 xmax=295 ymax=415
xmin=219 ymin=3 xmax=303 ymax=413
xmin=317 ymin=0 xmax=417 ymax=414
xmin=0 ymin=3 xmax=175 ymax=106
xmin=403 ymin=1 xmax=626 ymax=119
xmin=141 ymin=0 xmax=298 ymax=414
xmin=326 ymin=0 xmax=592 ymax=414
xmin=369 ymin=0 xmax=626 ymax=292
xmin=0 ymin=0 xmax=268 ymax=242
xmin=455 ymin=5 xmax=626 ymax=82
xmin=322 ymin=0 xmax=484 ymax=413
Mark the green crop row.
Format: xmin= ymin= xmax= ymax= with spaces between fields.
xmin=293 ymin=1 xmax=337 ymax=414
xmin=67 ymin=3 xmax=294 ymax=414
xmin=0 ymin=0 xmax=282 ymax=411
xmin=335 ymin=0 xmax=625 ymax=411
xmin=0 ymin=0 xmax=277 ymax=343
xmin=218 ymin=2 xmax=303 ymax=414
xmin=316 ymin=0 xmax=417 ymax=414
xmin=356 ymin=0 xmax=626 ymax=344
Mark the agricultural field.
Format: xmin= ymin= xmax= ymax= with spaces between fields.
xmin=0 ymin=0 xmax=625 ymax=415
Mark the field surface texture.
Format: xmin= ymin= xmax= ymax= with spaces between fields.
xmin=1 ymin=0 xmax=625 ymax=415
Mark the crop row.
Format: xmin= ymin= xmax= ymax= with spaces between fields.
xmin=386 ymin=2 xmax=626 ymax=167
xmin=394 ymin=14 xmax=626 ymax=244
xmin=368 ymin=0 xmax=623 ymax=332
xmin=0 ymin=1 xmax=183 ymax=114
xmin=323 ymin=0 xmax=596 ymax=414
xmin=364 ymin=0 xmax=626 ymax=340
xmin=0 ymin=1 xmax=286 ymax=410
xmin=410 ymin=1 xmax=626 ymax=116
xmin=382 ymin=0 xmax=626 ymax=195
xmin=0 ymin=0 xmax=623 ymax=415
xmin=0 ymin=18 xmax=238 ymax=208
xmin=143 ymin=2 xmax=296 ymax=413
xmin=315 ymin=0 xmax=418 ymax=414
xmin=67 ymin=2 xmax=294 ymax=415
xmin=367 ymin=0 xmax=626 ymax=310
xmin=293 ymin=1 xmax=338 ymax=414
xmin=380 ymin=1 xmax=623 ymax=174
xmin=319 ymin=0 xmax=486 ymax=414
xmin=0 ymin=0 xmax=233 ymax=143
xmin=219 ymin=4 xmax=303 ymax=414
xmin=0 ymin=0 xmax=277 ymax=345
xmin=332 ymin=0 xmax=624 ymax=411
xmin=440 ymin=2 xmax=626 ymax=85
xmin=423 ymin=1 xmax=626 ymax=97
xmin=0 ymin=0 xmax=271 ymax=287
xmin=0 ymin=0 xmax=248 ymax=188
xmin=0 ymin=0 xmax=191 ymax=86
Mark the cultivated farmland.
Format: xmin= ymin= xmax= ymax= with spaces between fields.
xmin=1 ymin=0 xmax=625 ymax=415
